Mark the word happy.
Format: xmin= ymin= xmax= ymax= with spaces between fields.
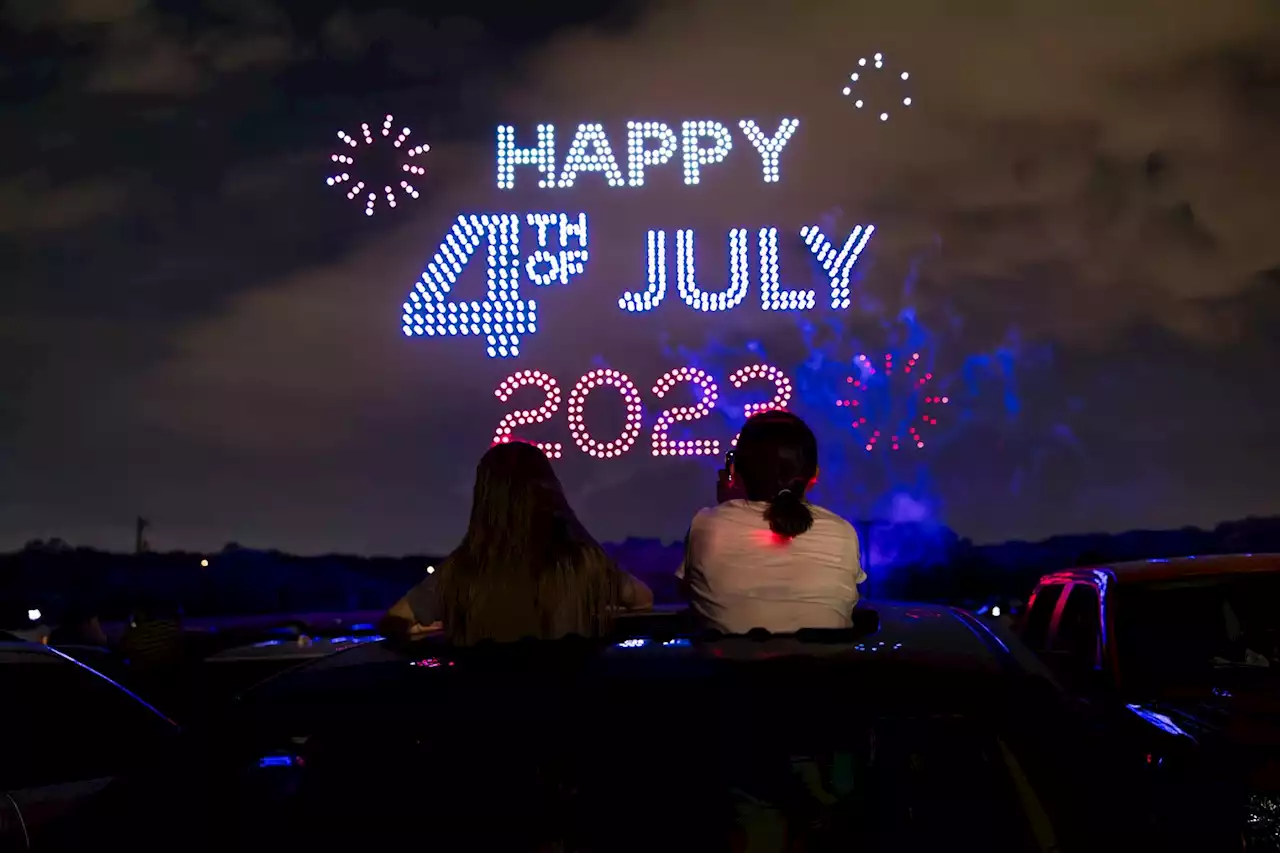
xmin=402 ymin=213 xmax=875 ymax=357
xmin=496 ymin=119 xmax=800 ymax=189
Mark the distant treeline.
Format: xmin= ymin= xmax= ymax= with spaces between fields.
xmin=3 ymin=516 xmax=1279 ymax=625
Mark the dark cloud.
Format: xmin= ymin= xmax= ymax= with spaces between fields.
xmin=0 ymin=172 xmax=128 ymax=232
xmin=1 ymin=0 xmax=1278 ymax=553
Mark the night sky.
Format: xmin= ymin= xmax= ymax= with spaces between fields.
xmin=2 ymin=0 xmax=1278 ymax=555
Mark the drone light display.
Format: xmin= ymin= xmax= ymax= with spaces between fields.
xmin=327 ymin=114 xmax=428 ymax=216
xmin=315 ymin=77 xmax=943 ymax=462
xmin=837 ymin=351 xmax=948 ymax=451
xmin=491 ymin=362 xmax=795 ymax=459
xmin=841 ymin=52 xmax=913 ymax=122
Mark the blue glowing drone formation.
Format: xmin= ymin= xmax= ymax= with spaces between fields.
xmin=317 ymin=62 xmax=951 ymax=459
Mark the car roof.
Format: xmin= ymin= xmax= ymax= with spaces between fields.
xmin=275 ymin=600 xmax=1029 ymax=680
xmin=0 ymin=639 xmax=62 ymax=662
xmin=1039 ymin=553 xmax=1280 ymax=587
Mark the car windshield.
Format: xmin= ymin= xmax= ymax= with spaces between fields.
xmin=1116 ymin=573 xmax=1280 ymax=685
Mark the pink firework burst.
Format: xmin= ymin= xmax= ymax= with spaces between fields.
xmin=837 ymin=350 xmax=949 ymax=451
xmin=326 ymin=114 xmax=430 ymax=217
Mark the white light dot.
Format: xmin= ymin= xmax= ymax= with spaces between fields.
xmin=855 ymin=100 xmax=864 ymax=108
xmin=880 ymin=113 xmax=889 ymax=121
xmin=427 ymin=565 xmax=435 ymax=574
xmin=903 ymin=97 xmax=912 ymax=106
xmin=901 ymin=71 xmax=910 ymax=80
xmin=842 ymin=86 xmax=851 ymax=95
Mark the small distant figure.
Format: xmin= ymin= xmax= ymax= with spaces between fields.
xmin=382 ymin=441 xmax=653 ymax=645
xmin=679 ymin=411 xmax=866 ymax=634
xmin=119 ymin=603 xmax=185 ymax=672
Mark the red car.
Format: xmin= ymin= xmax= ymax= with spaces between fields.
xmin=1018 ymin=554 xmax=1280 ymax=850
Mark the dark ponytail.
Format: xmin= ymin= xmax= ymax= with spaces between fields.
xmin=763 ymin=480 xmax=815 ymax=538
xmin=734 ymin=411 xmax=820 ymax=540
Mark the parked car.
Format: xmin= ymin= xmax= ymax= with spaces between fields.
xmin=1018 ymin=553 xmax=1280 ymax=850
xmin=47 ymin=602 xmax=1143 ymax=852
xmin=0 ymin=640 xmax=177 ymax=850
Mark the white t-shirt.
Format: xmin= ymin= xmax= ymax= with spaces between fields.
xmin=676 ymin=499 xmax=867 ymax=634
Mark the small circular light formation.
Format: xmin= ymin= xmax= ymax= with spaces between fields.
xmin=840 ymin=351 xmax=948 ymax=451
xmin=841 ymin=52 xmax=914 ymax=123
xmin=728 ymin=364 xmax=794 ymax=447
xmin=327 ymin=114 xmax=428 ymax=216
xmin=492 ymin=369 xmax=564 ymax=459
xmin=651 ymin=367 xmax=721 ymax=456
xmin=566 ymin=369 xmax=644 ymax=458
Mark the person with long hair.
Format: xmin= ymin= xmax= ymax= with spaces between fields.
xmin=678 ymin=411 xmax=865 ymax=633
xmin=382 ymin=441 xmax=653 ymax=645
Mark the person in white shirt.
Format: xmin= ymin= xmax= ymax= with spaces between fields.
xmin=677 ymin=411 xmax=866 ymax=634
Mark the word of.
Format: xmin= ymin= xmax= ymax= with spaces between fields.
xmin=403 ymin=213 xmax=876 ymax=357
xmin=841 ymin=53 xmax=913 ymax=122
xmin=491 ymin=364 xmax=794 ymax=459
xmin=496 ymin=119 xmax=800 ymax=190
xmin=328 ymin=114 xmax=429 ymax=216
xmin=837 ymin=352 xmax=948 ymax=451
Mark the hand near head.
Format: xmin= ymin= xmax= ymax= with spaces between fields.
xmin=717 ymin=465 xmax=746 ymax=504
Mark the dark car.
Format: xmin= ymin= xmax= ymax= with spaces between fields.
xmin=48 ymin=601 xmax=1145 ymax=853
xmin=1019 ymin=554 xmax=1280 ymax=850
xmin=0 ymin=640 xmax=178 ymax=850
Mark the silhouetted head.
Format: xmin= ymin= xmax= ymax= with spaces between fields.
xmin=466 ymin=440 xmax=567 ymax=534
xmin=441 ymin=441 xmax=614 ymax=644
xmin=734 ymin=411 xmax=819 ymax=538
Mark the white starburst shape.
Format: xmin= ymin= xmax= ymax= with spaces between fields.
xmin=326 ymin=114 xmax=430 ymax=216
xmin=841 ymin=52 xmax=914 ymax=122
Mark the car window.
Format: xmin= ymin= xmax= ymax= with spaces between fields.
xmin=1022 ymin=583 xmax=1065 ymax=651
xmin=1050 ymin=585 xmax=1101 ymax=668
xmin=1116 ymin=573 xmax=1280 ymax=687
xmin=0 ymin=652 xmax=174 ymax=790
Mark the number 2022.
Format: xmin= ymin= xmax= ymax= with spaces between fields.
xmin=492 ymin=364 xmax=794 ymax=459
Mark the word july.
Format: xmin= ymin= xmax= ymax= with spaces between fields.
xmin=493 ymin=364 xmax=793 ymax=459
xmin=402 ymin=213 xmax=875 ymax=357
xmin=497 ymin=119 xmax=800 ymax=189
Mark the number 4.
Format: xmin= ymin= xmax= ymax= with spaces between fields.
xmin=404 ymin=213 xmax=588 ymax=358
